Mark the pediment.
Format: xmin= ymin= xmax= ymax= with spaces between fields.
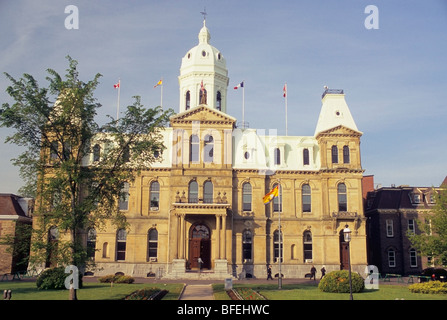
xmin=170 ymin=104 xmax=236 ymax=127
xmin=316 ymin=125 xmax=362 ymax=138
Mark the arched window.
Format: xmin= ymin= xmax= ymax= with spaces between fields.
xmin=150 ymin=181 xmax=160 ymax=210
xmin=303 ymin=148 xmax=309 ymax=165
xmin=242 ymin=182 xmax=252 ymax=211
xmin=242 ymin=230 xmax=253 ymax=261
xmin=303 ymin=231 xmax=313 ymax=261
xmin=343 ymin=145 xmax=350 ymax=164
xmin=302 ymin=184 xmax=311 ymax=213
xmin=199 ymin=88 xmax=207 ymax=105
xmin=273 ymin=230 xmax=283 ymax=263
xmin=119 ymin=182 xmax=129 ymax=211
xmin=338 ymin=183 xmax=347 ymax=212
xmin=147 ymin=229 xmax=158 ymax=261
xmin=189 ymin=135 xmax=200 ymax=163
xmin=185 ymin=91 xmax=191 ymax=110
xmin=46 ymin=226 xmax=59 ymax=268
xmin=216 ymin=91 xmax=222 ymax=111
xmin=203 ymin=135 xmax=214 ymax=163
xmin=273 ymin=183 xmax=282 ymax=212
xmin=274 ymin=148 xmax=281 ymax=165
xmin=102 ymin=242 xmax=109 ymax=258
xmin=331 ymin=145 xmax=338 ymax=163
xmin=116 ymin=229 xmax=127 ymax=261
xmin=93 ymin=144 xmax=100 ymax=162
xmin=87 ymin=228 xmax=97 ymax=259
xmin=203 ymin=181 xmax=213 ymax=203
xmin=188 ymin=180 xmax=198 ymax=203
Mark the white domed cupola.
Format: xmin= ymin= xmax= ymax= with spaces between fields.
xmin=178 ymin=20 xmax=229 ymax=113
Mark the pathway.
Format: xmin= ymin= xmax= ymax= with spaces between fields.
xmin=179 ymin=284 xmax=214 ymax=300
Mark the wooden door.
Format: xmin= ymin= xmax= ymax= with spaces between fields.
xmin=340 ymin=242 xmax=349 ymax=270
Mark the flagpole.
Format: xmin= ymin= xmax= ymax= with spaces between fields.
xmin=278 ymin=180 xmax=282 ymax=289
xmin=116 ymin=79 xmax=121 ymax=120
xmin=284 ymin=82 xmax=288 ymax=136
xmin=242 ymin=81 xmax=245 ymax=127
xmin=160 ymin=77 xmax=163 ymax=110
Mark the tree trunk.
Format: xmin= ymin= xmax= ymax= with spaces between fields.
xmin=69 ymin=287 xmax=78 ymax=300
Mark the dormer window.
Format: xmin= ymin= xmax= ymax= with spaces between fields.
xmin=413 ymin=194 xmax=421 ymax=204
xmin=303 ymin=148 xmax=309 ymax=165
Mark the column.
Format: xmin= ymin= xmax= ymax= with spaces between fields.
xmin=179 ymin=214 xmax=185 ymax=259
xmin=216 ymin=214 xmax=221 ymax=259
xmin=221 ymin=214 xmax=226 ymax=259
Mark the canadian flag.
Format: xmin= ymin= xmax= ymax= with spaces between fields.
xmin=283 ymin=83 xmax=287 ymax=98
xmin=114 ymin=82 xmax=120 ymax=89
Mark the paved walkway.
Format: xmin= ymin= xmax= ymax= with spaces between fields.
xmin=179 ymin=284 xmax=214 ymax=300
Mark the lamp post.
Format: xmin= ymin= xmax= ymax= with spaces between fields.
xmin=343 ymin=225 xmax=353 ymax=300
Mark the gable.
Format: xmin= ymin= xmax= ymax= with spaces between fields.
xmin=315 ymin=125 xmax=362 ymax=138
xmin=170 ymin=104 xmax=236 ymax=127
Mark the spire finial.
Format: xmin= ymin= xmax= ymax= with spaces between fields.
xmin=200 ymin=7 xmax=207 ymax=24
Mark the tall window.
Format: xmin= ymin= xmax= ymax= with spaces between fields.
xmin=331 ymin=145 xmax=338 ymax=163
xmin=337 ymin=183 xmax=347 ymax=212
xmin=408 ymin=219 xmax=415 ymax=234
xmin=242 ymin=230 xmax=253 ymax=261
xmin=388 ymin=249 xmax=396 ymax=267
xmin=410 ymin=248 xmax=418 ymax=267
xmin=148 ymin=229 xmax=158 ymax=261
xmin=116 ymin=229 xmax=127 ymax=261
xmin=274 ymin=148 xmax=281 ymax=165
xmin=386 ymin=219 xmax=394 ymax=237
xmin=303 ymin=231 xmax=313 ymax=261
xmin=303 ymin=148 xmax=309 ymax=165
xmin=302 ymin=184 xmax=311 ymax=213
xmin=273 ymin=183 xmax=282 ymax=212
xmin=188 ymin=180 xmax=198 ymax=203
xmin=150 ymin=181 xmax=160 ymax=210
xmin=203 ymin=181 xmax=213 ymax=203
xmin=273 ymin=230 xmax=283 ymax=263
xmin=343 ymin=145 xmax=350 ymax=164
xmin=93 ymin=144 xmax=100 ymax=162
xmin=203 ymin=135 xmax=214 ymax=163
xmin=119 ymin=182 xmax=130 ymax=211
xmin=242 ymin=182 xmax=252 ymax=211
xmin=87 ymin=228 xmax=97 ymax=259
xmin=185 ymin=91 xmax=191 ymax=110
xmin=190 ymin=135 xmax=200 ymax=163
xmin=50 ymin=141 xmax=59 ymax=160
xmin=216 ymin=91 xmax=222 ymax=111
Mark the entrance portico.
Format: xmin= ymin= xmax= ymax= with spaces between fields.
xmin=166 ymin=202 xmax=233 ymax=279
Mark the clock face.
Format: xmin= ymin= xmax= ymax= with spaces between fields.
xmin=192 ymin=224 xmax=210 ymax=239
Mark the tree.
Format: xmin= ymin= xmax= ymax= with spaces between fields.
xmin=1 ymin=56 xmax=173 ymax=299
xmin=408 ymin=188 xmax=447 ymax=267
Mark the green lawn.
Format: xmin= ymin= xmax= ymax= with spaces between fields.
xmin=0 ymin=281 xmax=184 ymax=300
xmin=2 ymin=280 xmax=447 ymax=300
xmin=213 ymin=282 xmax=447 ymax=300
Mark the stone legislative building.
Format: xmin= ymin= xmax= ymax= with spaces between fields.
xmin=76 ymin=21 xmax=368 ymax=279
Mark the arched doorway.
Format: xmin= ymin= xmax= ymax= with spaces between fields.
xmin=189 ymin=223 xmax=211 ymax=269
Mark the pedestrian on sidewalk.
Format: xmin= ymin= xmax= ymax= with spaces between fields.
xmin=310 ymin=265 xmax=317 ymax=281
xmin=267 ymin=265 xmax=273 ymax=280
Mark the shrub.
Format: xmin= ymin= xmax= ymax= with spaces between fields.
xmin=98 ymin=274 xmax=135 ymax=284
xmin=36 ymin=266 xmax=83 ymax=290
xmin=318 ymin=270 xmax=364 ymax=293
xmin=124 ymin=288 xmax=165 ymax=300
xmin=409 ymin=281 xmax=447 ymax=294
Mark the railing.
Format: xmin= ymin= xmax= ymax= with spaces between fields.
xmin=322 ymin=88 xmax=344 ymax=99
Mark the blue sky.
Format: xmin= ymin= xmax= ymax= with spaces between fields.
xmin=1 ymin=0 xmax=446 ymax=194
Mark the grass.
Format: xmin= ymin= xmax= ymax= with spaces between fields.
xmin=0 ymin=280 xmax=184 ymax=300
xmin=212 ymin=282 xmax=447 ymax=300
xmin=2 ymin=280 xmax=447 ymax=300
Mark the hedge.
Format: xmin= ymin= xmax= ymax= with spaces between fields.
xmin=408 ymin=281 xmax=447 ymax=294
xmin=318 ymin=270 xmax=364 ymax=293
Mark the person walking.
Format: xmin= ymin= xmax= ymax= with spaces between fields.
xmin=310 ymin=265 xmax=317 ymax=281
xmin=267 ymin=265 xmax=273 ymax=280
xmin=320 ymin=266 xmax=326 ymax=279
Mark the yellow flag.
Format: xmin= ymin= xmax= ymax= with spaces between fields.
xmin=263 ymin=185 xmax=279 ymax=205
xmin=153 ymin=79 xmax=162 ymax=88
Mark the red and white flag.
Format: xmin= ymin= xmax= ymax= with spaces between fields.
xmin=114 ymin=81 xmax=120 ymax=89
xmin=283 ymin=83 xmax=287 ymax=97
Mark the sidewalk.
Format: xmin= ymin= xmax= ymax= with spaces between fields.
xmin=179 ymin=284 xmax=214 ymax=300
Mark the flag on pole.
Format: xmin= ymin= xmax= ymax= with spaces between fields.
xmin=283 ymin=83 xmax=287 ymax=97
xmin=263 ymin=185 xmax=279 ymax=205
xmin=114 ymin=82 xmax=120 ymax=89
xmin=153 ymin=79 xmax=163 ymax=88
xmin=234 ymin=81 xmax=244 ymax=90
